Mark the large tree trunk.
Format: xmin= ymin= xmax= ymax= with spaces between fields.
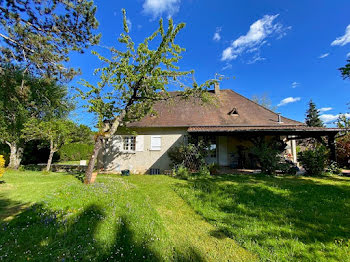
xmin=84 ymin=136 xmax=104 ymax=184
xmin=6 ymin=142 xmax=23 ymax=169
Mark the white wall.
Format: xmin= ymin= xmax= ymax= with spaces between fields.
xmin=102 ymin=127 xmax=187 ymax=174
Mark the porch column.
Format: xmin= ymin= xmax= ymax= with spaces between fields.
xmin=328 ymin=134 xmax=337 ymax=162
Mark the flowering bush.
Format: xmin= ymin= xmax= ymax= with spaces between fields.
xmin=0 ymin=155 xmax=5 ymax=177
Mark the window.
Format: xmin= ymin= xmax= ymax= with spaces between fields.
xmin=123 ymin=136 xmax=136 ymax=152
xmin=150 ymin=136 xmax=161 ymax=151
xmin=208 ymin=137 xmax=217 ymax=158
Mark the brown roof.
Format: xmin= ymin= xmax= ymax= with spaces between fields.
xmin=188 ymin=126 xmax=342 ymax=133
xmin=129 ymin=89 xmax=304 ymax=128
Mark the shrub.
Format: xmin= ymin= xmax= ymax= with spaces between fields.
xmin=58 ymin=143 xmax=94 ymax=161
xmin=326 ymin=161 xmax=341 ymax=175
xmin=251 ymin=140 xmax=285 ymax=175
xmin=172 ymin=164 xmax=190 ymax=180
xmin=336 ymin=134 xmax=350 ymax=168
xmin=298 ymin=145 xmax=328 ymax=176
xmin=0 ymin=155 xmax=5 ymax=177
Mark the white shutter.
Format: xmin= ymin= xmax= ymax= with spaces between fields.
xmin=136 ymin=135 xmax=144 ymax=152
xmin=150 ymin=135 xmax=161 ymax=151
xmin=112 ymin=135 xmax=123 ymax=151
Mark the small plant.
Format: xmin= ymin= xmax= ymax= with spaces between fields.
xmin=173 ymin=164 xmax=190 ymax=180
xmin=198 ymin=165 xmax=211 ymax=177
xmin=326 ymin=161 xmax=341 ymax=175
xmin=298 ymin=145 xmax=328 ymax=176
xmin=0 ymin=155 xmax=5 ymax=178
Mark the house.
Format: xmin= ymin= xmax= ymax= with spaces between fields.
xmin=100 ymin=84 xmax=340 ymax=174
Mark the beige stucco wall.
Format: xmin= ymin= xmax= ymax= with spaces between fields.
xmin=101 ymin=127 xmax=187 ymax=174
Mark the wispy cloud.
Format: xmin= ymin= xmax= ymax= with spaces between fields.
xmin=320 ymin=113 xmax=350 ymax=123
xmin=277 ymin=97 xmax=301 ymax=107
xmin=213 ymin=27 xmax=222 ymax=41
xmin=221 ymin=14 xmax=290 ymax=62
xmin=126 ymin=18 xmax=132 ymax=31
xmin=347 ymin=52 xmax=350 ymax=58
xmin=331 ymin=24 xmax=350 ymax=46
xmin=319 ymin=107 xmax=333 ymax=113
xmin=221 ymin=63 xmax=232 ymax=71
xmin=319 ymin=53 xmax=329 ymax=59
xmin=291 ymin=82 xmax=300 ymax=88
xmin=142 ymin=0 xmax=181 ymax=18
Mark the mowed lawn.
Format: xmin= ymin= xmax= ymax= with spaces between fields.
xmin=174 ymin=174 xmax=350 ymax=262
xmin=0 ymin=170 xmax=255 ymax=262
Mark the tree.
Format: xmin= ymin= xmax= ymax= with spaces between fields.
xmin=305 ymin=100 xmax=324 ymax=127
xmin=251 ymin=93 xmax=277 ymax=111
xmin=0 ymin=64 xmax=72 ymax=169
xmin=337 ymin=113 xmax=350 ymax=131
xmin=78 ymin=10 xmax=213 ymax=183
xmin=0 ymin=0 xmax=100 ymax=82
xmin=339 ymin=59 xmax=350 ymax=80
xmin=22 ymin=119 xmax=75 ymax=171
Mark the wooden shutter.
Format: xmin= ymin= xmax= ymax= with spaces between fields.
xmin=150 ymin=135 xmax=161 ymax=151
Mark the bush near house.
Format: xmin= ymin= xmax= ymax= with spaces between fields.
xmin=336 ymin=133 xmax=350 ymax=168
xmin=298 ymin=145 xmax=328 ymax=176
xmin=58 ymin=143 xmax=94 ymax=162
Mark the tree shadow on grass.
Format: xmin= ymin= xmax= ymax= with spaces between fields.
xmin=175 ymin=174 xmax=350 ymax=261
xmin=0 ymin=197 xmax=204 ymax=261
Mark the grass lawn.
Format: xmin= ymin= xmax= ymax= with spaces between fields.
xmin=0 ymin=170 xmax=254 ymax=261
xmin=174 ymin=174 xmax=350 ymax=261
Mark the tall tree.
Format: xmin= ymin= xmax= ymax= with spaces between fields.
xmin=22 ymin=119 xmax=75 ymax=171
xmin=305 ymin=100 xmax=324 ymax=127
xmin=251 ymin=93 xmax=277 ymax=111
xmin=78 ymin=9 xmax=213 ymax=183
xmin=0 ymin=64 xmax=72 ymax=169
xmin=0 ymin=0 xmax=100 ymax=81
xmin=339 ymin=59 xmax=350 ymax=80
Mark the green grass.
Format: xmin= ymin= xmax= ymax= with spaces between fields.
xmin=0 ymin=170 xmax=254 ymax=261
xmin=174 ymin=174 xmax=350 ymax=262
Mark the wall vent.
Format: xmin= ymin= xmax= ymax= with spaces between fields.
xmin=228 ymin=107 xmax=239 ymax=116
xmin=149 ymin=168 xmax=160 ymax=175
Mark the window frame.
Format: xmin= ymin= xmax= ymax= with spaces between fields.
xmin=122 ymin=136 xmax=136 ymax=153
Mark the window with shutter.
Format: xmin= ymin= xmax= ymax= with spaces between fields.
xmin=150 ymin=135 xmax=161 ymax=151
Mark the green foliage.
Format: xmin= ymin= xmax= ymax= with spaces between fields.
xmin=326 ymin=161 xmax=341 ymax=175
xmin=59 ymin=143 xmax=94 ymax=161
xmin=78 ymin=9 xmax=214 ymax=131
xmin=305 ymin=99 xmax=324 ymax=127
xmin=168 ymin=140 xmax=208 ymax=171
xmin=0 ymin=0 xmax=100 ymax=81
xmin=0 ymin=65 xmax=73 ymax=146
xmin=339 ymin=59 xmax=350 ymax=80
xmin=172 ymin=164 xmax=190 ymax=180
xmin=251 ymin=140 xmax=285 ymax=175
xmin=336 ymin=133 xmax=350 ymax=168
xmin=336 ymin=113 xmax=350 ymax=130
xmin=298 ymin=145 xmax=328 ymax=176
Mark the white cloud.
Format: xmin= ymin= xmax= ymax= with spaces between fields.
xmin=347 ymin=52 xmax=350 ymax=58
xmin=291 ymin=82 xmax=300 ymax=88
xmin=277 ymin=97 xmax=301 ymax=107
xmin=319 ymin=107 xmax=333 ymax=113
xmin=247 ymin=54 xmax=266 ymax=64
xmin=221 ymin=63 xmax=232 ymax=71
xmin=143 ymin=0 xmax=180 ymax=18
xmin=331 ymin=24 xmax=350 ymax=46
xmin=221 ymin=14 xmax=290 ymax=62
xmin=213 ymin=27 xmax=222 ymax=41
xmin=320 ymin=113 xmax=350 ymax=123
xmin=319 ymin=53 xmax=329 ymax=59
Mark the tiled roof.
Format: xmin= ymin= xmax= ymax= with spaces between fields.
xmin=187 ymin=126 xmax=342 ymax=133
xmin=129 ymin=89 xmax=304 ymax=128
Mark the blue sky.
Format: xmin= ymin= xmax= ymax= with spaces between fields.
xmin=68 ymin=0 xmax=350 ymax=127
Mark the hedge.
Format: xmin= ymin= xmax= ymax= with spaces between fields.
xmin=58 ymin=143 xmax=94 ymax=161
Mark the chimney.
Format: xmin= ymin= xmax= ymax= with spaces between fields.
xmin=214 ymin=82 xmax=220 ymax=94
xmin=277 ymin=113 xmax=283 ymax=124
